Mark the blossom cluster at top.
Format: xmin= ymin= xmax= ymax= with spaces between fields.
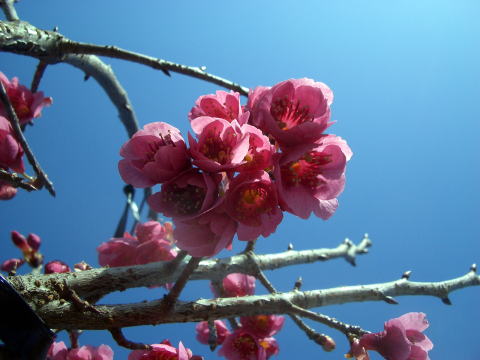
xmin=0 ymin=71 xmax=51 ymax=200
xmin=118 ymin=78 xmax=352 ymax=257
xmin=196 ymin=273 xmax=283 ymax=360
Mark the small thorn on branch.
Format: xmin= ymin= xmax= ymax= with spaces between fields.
xmin=56 ymin=280 xmax=100 ymax=313
xmin=373 ymin=289 xmax=399 ymax=305
xmin=207 ymin=320 xmax=218 ymax=351
xmin=287 ymin=243 xmax=294 ymax=250
xmin=401 ymin=270 xmax=412 ymax=279
xmin=441 ymin=297 xmax=452 ymax=305
xmin=470 ymin=263 xmax=477 ymax=273
xmin=293 ymin=277 xmax=303 ymax=291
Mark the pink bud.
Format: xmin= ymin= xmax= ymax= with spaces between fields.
xmin=74 ymin=261 xmax=92 ymax=271
xmin=26 ymin=233 xmax=41 ymax=251
xmin=11 ymin=230 xmax=29 ymax=252
xmin=321 ymin=335 xmax=336 ymax=352
xmin=1 ymin=258 xmax=24 ymax=272
xmin=44 ymin=260 xmax=71 ymax=274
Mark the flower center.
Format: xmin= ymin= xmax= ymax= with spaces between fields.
xmin=200 ymin=135 xmax=231 ymax=164
xmin=233 ymin=183 xmax=273 ymax=225
xmin=270 ymin=96 xmax=313 ymax=130
xmin=233 ymin=333 xmax=258 ymax=357
xmin=161 ymin=183 xmax=206 ymax=216
xmin=281 ymin=151 xmax=332 ymax=189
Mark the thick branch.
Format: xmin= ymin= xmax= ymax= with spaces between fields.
xmin=0 ymin=21 xmax=249 ymax=96
xmin=8 ymin=237 xmax=371 ymax=301
xmin=22 ymin=268 xmax=479 ymax=330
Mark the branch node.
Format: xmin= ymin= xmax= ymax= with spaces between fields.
xmin=441 ymin=297 xmax=452 ymax=305
xmin=470 ymin=263 xmax=477 ymax=273
xmin=401 ymin=270 xmax=412 ymax=280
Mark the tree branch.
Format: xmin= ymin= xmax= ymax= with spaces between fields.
xmin=0 ymin=0 xmax=19 ymax=21
xmin=8 ymin=236 xmax=371 ymax=301
xmin=0 ymin=20 xmax=249 ymax=96
xmin=9 ymin=263 xmax=479 ymax=330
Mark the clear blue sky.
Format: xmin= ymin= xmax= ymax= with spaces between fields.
xmin=1 ymin=1 xmax=479 ymax=359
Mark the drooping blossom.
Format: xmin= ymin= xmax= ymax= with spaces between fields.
xmin=224 ymin=171 xmax=282 ymax=241
xmin=0 ymin=71 xmax=52 ymax=126
xmin=118 ymin=122 xmax=191 ymax=188
xmin=274 ymin=135 xmax=351 ymax=219
xmin=196 ymin=320 xmax=230 ymax=346
xmin=97 ymin=221 xmax=176 ymax=267
xmin=47 ymin=342 xmax=114 ymax=360
xmin=353 ymin=312 xmax=433 ymax=360
xmin=128 ymin=340 xmax=200 ymax=360
xmin=0 ymin=179 xmax=17 ymax=200
xmin=188 ymin=117 xmax=250 ymax=173
xmin=45 ymin=260 xmax=71 ymax=274
xmin=1 ymin=258 xmax=24 ymax=272
xmin=148 ymin=169 xmax=220 ymax=220
xmin=247 ymin=78 xmax=333 ymax=147
xmin=218 ymin=330 xmax=268 ymax=360
xmin=173 ymin=212 xmax=236 ymax=257
xmin=240 ymin=315 xmax=285 ymax=339
xmin=189 ymin=90 xmax=246 ymax=125
xmin=220 ymin=273 xmax=256 ymax=297
xmin=0 ymin=116 xmax=24 ymax=172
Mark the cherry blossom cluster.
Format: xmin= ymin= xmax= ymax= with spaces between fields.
xmin=96 ymin=220 xmax=177 ymax=267
xmin=0 ymin=71 xmax=51 ymax=199
xmin=195 ymin=273 xmax=284 ymax=360
xmin=119 ymin=78 xmax=352 ymax=257
xmin=347 ymin=312 xmax=433 ymax=360
xmin=1 ymin=230 xmax=43 ymax=273
xmin=47 ymin=342 xmax=113 ymax=360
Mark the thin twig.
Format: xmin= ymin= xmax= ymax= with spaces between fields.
xmin=0 ymin=81 xmax=55 ymax=196
xmin=211 ymin=280 xmax=240 ymax=330
xmin=30 ymin=61 xmax=48 ymax=93
xmin=109 ymin=328 xmax=151 ymax=351
xmin=0 ymin=168 xmax=38 ymax=191
xmin=0 ymin=0 xmax=19 ymax=21
xmin=161 ymin=256 xmax=202 ymax=311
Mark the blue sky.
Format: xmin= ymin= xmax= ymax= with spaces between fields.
xmin=1 ymin=1 xmax=479 ymax=359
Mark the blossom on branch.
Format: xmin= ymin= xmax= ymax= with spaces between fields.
xmin=128 ymin=340 xmax=201 ymax=360
xmin=189 ymin=90 xmax=246 ymax=124
xmin=118 ymin=122 xmax=191 ymax=187
xmin=0 ymin=116 xmax=25 ymax=173
xmin=47 ymin=341 xmax=114 ymax=360
xmin=0 ymin=71 xmax=52 ymax=126
xmin=349 ymin=312 xmax=433 ymax=360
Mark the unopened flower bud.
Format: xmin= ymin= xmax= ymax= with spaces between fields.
xmin=11 ymin=231 xmax=29 ymax=252
xmin=321 ymin=335 xmax=336 ymax=352
xmin=1 ymin=258 xmax=24 ymax=273
xmin=45 ymin=260 xmax=71 ymax=274
xmin=26 ymin=233 xmax=41 ymax=251
xmin=74 ymin=261 xmax=92 ymax=271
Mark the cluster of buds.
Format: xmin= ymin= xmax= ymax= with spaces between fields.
xmin=119 ymin=78 xmax=352 ymax=257
xmin=195 ymin=273 xmax=284 ymax=360
xmin=1 ymin=231 xmax=43 ymax=273
xmin=0 ymin=71 xmax=51 ymax=200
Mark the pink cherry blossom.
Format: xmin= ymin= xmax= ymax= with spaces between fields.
xmin=0 ymin=71 xmax=52 ymax=126
xmin=224 ymin=171 xmax=282 ymax=241
xmin=118 ymin=122 xmax=191 ymax=187
xmin=240 ymin=315 xmax=285 ymax=338
xmin=189 ymin=90 xmax=246 ymax=124
xmin=45 ymin=260 xmax=71 ymax=274
xmin=236 ymin=124 xmax=273 ymax=173
xmin=47 ymin=341 xmax=69 ymax=360
xmin=196 ymin=320 xmax=230 ymax=345
xmin=357 ymin=312 xmax=433 ymax=360
xmin=274 ymin=135 xmax=351 ymax=219
xmin=0 ymin=179 xmax=17 ymax=200
xmin=67 ymin=345 xmax=114 ymax=360
xmin=188 ymin=117 xmax=250 ymax=172
xmin=173 ymin=211 xmax=236 ymax=257
xmin=0 ymin=116 xmax=25 ymax=173
xmin=128 ymin=341 xmax=197 ymax=360
xmin=148 ymin=169 xmax=220 ymax=220
xmin=221 ymin=273 xmax=256 ymax=297
xmin=218 ymin=329 xmax=267 ymax=360
xmin=97 ymin=221 xmax=176 ymax=267
xmin=248 ymin=78 xmax=333 ymax=147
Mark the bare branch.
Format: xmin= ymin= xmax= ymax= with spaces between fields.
xmin=0 ymin=21 xmax=249 ymax=96
xmin=0 ymin=168 xmax=38 ymax=191
xmin=17 ymin=268 xmax=478 ymax=330
xmin=0 ymin=0 xmax=19 ymax=21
